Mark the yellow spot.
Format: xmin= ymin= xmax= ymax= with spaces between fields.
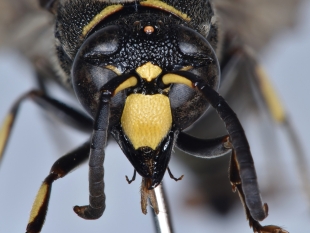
xmin=141 ymin=0 xmax=191 ymax=22
xmin=136 ymin=62 xmax=162 ymax=82
xmin=105 ymin=65 xmax=122 ymax=75
xmin=28 ymin=183 xmax=49 ymax=223
xmin=180 ymin=66 xmax=193 ymax=71
xmin=0 ymin=114 xmax=14 ymax=159
xmin=256 ymin=66 xmax=286 ymax=123
xmin=114 ymin=77 xmax=138 ymax=95
xmin=121 ymin=94 xmax=172 ymax=150
xmin=162 ymin=73 xmax=193 ymax=88
xmin=82 ymin=4 xmax=123 ymax=36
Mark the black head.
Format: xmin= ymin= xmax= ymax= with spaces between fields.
xmin=71 ymin=5 xmax=220 ymax=188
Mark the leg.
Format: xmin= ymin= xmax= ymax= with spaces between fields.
xmin=231 ymin=47 xmax=310 ymax=206
xmin=229 ymin=148 xmax=288 ymax=233
xmin=0 ymin=90 xmax=93 ymax=163
xmin=125 ymin=170 xmax=137 ymax=184
xmin=244 ymin=52 xmax=310 ymax=204
xmin=26 ymin=141 xmax=90 ymax=233
xmin=167 ymin=167 xmax=184 ymax=181
xmin=219 ymin=44 xmax=285 ymax=123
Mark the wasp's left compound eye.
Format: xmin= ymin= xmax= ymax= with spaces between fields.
xmin=174 ymin=25 xmax=220 ymax=90
xmin=176 ymin=25 xmax=218 ymax=64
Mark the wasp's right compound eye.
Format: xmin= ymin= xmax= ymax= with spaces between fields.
xmin=72 ymin=25 xmax=124 ymax=118
xmin=80 ymin=25 xmax=120 ymax=65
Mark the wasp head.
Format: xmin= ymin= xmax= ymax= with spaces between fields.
xmin=72 ymin=13 xmax=220 ymax=188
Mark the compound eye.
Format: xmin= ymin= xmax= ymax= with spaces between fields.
xmin=81 ymin=25 xmax=120 ymax=64
xmin=176 ymin=25 xmax=216 ymax=61
xmin=174 ymin=25 xmax=220 ymax=89
xmin=72 ymin=25 xmax=123 ymax=118
xmin=178 ymin=36 xmax=200 ymax=55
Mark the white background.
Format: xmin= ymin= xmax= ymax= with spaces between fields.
xmin=0 ymin=1 xmax=309 ymax=232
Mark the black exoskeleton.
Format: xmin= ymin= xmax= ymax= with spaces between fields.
xmin=0 ymin=1 xmax=290 ymax=233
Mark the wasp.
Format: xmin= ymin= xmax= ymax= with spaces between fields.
xmin=0 ymin=0 xmax=307 ymax=232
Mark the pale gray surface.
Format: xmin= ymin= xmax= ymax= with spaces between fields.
xmin=0 ymin=1 xmax=310 ymax=233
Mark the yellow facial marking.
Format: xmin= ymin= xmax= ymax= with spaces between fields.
xmin=82 ymin=4 xmax=123 ymax=36
xmin=121 ymin=94 xmax=172 ymax=150
xmin=180 ymin=66 xmax=193 ymax=71
xmin=29 ymin=183 xmax=49 ymax=223
xmin=162 ymin=73 xmax=193 ymax=88
xmin=105 ymin=65 xmax=122 ymax=76
xmin=0 ymin=114 xmax=14 ymax=159
xmin=136 ymin=62 xmax=162 ymax=82
xmin=256 ymin=66 xmax=285 ymax=123
xmin=114 ymin=77 xmax=138 ymax=95
xmin=141 ymin=0 xmax=191 ymax=22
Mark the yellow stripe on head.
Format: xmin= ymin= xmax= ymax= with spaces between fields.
xmin=114 ymin=77 xmax=138 ymax=95
xmin=141 ymin=0 xmax=191 ymax=22
xmin=162 ymin=73 xmax=193 ymax=88
xmin=180 ymin=66 xmax=193 ymax=71
xmin=82 ymin=4 xmax=123 ymax=36
xmin=105 ymin=65 xmax=122 ymax=76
